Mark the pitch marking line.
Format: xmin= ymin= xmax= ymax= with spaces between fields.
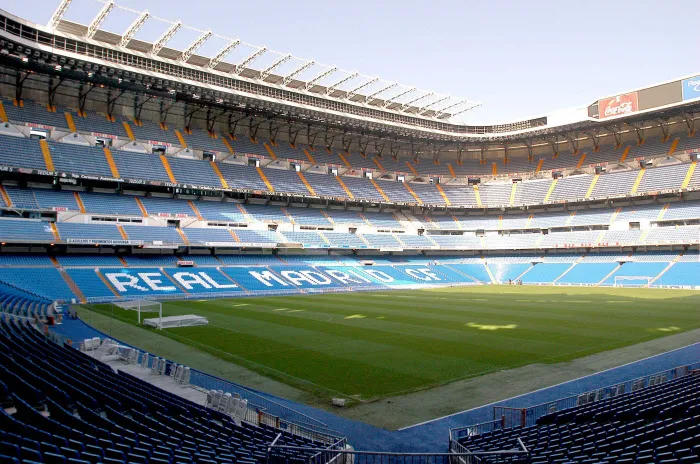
xmin=398 ymin=341 xmax=700 ymax=430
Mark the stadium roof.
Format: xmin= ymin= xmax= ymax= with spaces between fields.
xmin=1 ymin=2 xmax=697 ymax=148
xmin=47 ymin=0 xmax=481 ymax=122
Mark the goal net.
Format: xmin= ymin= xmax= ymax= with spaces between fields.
xmin=614 ymin=276 xmax=652 ymax=288
xmin=114 ymin=300 xmax=162 ymax=326
xmin=143 ymin=315 xmax=209 ymax=329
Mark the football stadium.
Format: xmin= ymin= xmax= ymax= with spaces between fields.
xmin=0 ymin=1 xmax=698 ymax=463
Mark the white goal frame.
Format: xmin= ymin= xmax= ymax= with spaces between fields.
xmin=114 ymin=300 xmax=162 ymax=328
xmin=614 ymin=276 xmax=652 ymax=288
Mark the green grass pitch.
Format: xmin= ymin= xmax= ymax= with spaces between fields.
xmin=83 ymin=286 xmax=700 ymax=402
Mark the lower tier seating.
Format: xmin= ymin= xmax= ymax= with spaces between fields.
xmin=0 ymin=318 xmax=330 ymax=464
xmin=457 ymin=373 xmax=700 ymax=463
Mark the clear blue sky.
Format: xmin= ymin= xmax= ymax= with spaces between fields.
xmin=5 ymin=0 xmax=700 ymax=124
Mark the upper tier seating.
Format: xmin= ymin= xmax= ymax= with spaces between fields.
xmin=46 ymin=142 xmax=113 ymax=177
xmin=79 ymin=192 xmax=143 ymax=216
xmin=340 ymin=176 xmax=386 ymax=202
xmin=72 ymin=111 xmax=128 ymax=138
xmin=181 ymin=128 xmax=229 ymax=154
xmin=323 ymin=232 xmax=367 ymax=248
xmin=458 ymin=372 xmax=700 ymax=463
xmin=0 ymin=121 xmax=698 ymax=208
xmin=2 ymin=185 xmax=700 ymax=251
xmin=3 ymin=98 xmax=70 ymax=128
xmin=140 ymin=196 xmax=194 ymax=216
xmin=110 ymin=150 xmax=172 ymax=183
xmin=195 ymin=201 xmax=248 ymax=223
xmin=0 ymin=136 xmax=46 ymax=170
xmin=264 ymin=168 xmax=309 ymax=194
xmin=302 ymin=171 xmax=348 ymax=198
xmin=127 ymin=119 xmax=181 ymax=146
xmin=0 ymin=219 xmax=55 ymax=242
xmin=218 ymin=164 xmax=270 ymax=191
xmin=229 ymin=137 xmax=270 ymax=158
xmin=284 ymin=207 xmax=331 ymax=226
xmin=183 ymin=228 xmax=238 ymax=245
xmin=122 ymin=226 xmax=185 ymax=245
xmin=57 ymin=223 xmax=124 ymax=242
xmin=167 ymin=156 xmax=221 ymax=187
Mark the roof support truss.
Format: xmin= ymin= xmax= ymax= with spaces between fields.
xmin=48 ymin=0 xmax=72 ymax=29
xmin=682 ymin=112 xmax=696 ymax=135
xmin=305 ymin=67 xmax=338 ymax=90
xmin=364 ymin=82 xmax=397 ymax=103
xmin=418 ymin=95 xmax=450 ymax=115
xmin=345 ymin=77 xmax=378 ymax=100
xmin=434 ymin=99 xmax=470 ymax=118
xmin=181 ymin=29 xmax=213 ymax=62
xmin=259 ymin=54 xmax=292 ymax=80
xmin=451 ymin=103 xmax=481 ymax=118
xmin=324 ymin=72 xmax=359 ymax=95
xmin=152 ymin=20 xmax=182 ymax=55
xmin=382 ymin=87 xmax=417 ymax=108
xmin=235 ymin=47 xmax=268 ymax=74
xmin=282 ymin=60 xmax=315 ymax=85
xmin=120 ymin=10 xmax=150 ymax=47
xmin=208 ymin=39 xmax=241 ymax=68
xmin=656 ymin=118 xmax=670 ymax=141
xmin=400 ymin=92 xmax=434 ymax=111
xmin=86 ymin=1 xmax=115 ymax=39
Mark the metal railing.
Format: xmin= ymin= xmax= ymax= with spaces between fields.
xmin=267 ymin=444 xmax=531 ymax=464
xmin=51 ymin=314 xmax=342 ymax=441
xmin=450 ymin=361 xmax=699 ymax=440
xmin=189 ymin=368 xmax=343 ymax=439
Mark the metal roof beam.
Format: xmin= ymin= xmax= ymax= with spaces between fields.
xmin=400 ymin=92 xmax=434 ymax=111
xmin=259 ymin=54 xmax=292 ymax=80
xmin=451 ymin=103 xmax=482 ymax=118
xmin=234 ymin=47 xmax=268 ymax=74
xmin=325 ymin=72 xmax=359 ymax=95
xmin=152 ymin=20 xmax=182 ymax=55
xmin=120 ymin=10 xmax=150 ymax=47
xmin=364 ymin=82 xmax=397 ymax=103
xmin=417 ymin=96 xmax=450 ymax=115
xmin=281 ymin=60 xmax=315 ymax=85
xmin=305 ymin=67 xmax=338 ymax=90
xmin=282 ymin=60 xmax=316 ymax=85
xmin=345 ymin=77 xmax=379 ymax=99
xmin=437 ymin=100 xmax=481 ymax=119
xmin=433 ymin=99 xmax=469 ymax=117
xmin=48 ymin=0 xmax=72 ymax=29
xmin=181 ymin=29 xmax=213 ymax=62
xmin=208 ymin=39 xmax=241 ymax=68
xmin=382 ymin=87 xmax=417 ymax=107
xmin=86 ymin=1 xmax=115 ymax=38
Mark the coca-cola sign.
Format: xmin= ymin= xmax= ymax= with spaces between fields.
xmin=682 ymin=75 xmax=700 ymax=101
xmin=599 ymin=92 xmax=639 ymax=119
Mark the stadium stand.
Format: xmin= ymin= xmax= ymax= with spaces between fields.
xmin=2 ymin=7 xmax=700 ymax=461
xmin=455 ymin=371 xmax=700 ymax=463
xmin=0 ymin=317 xmax=332 ymax=464
xmin=1 ymin=117 xmax=699 ymax=209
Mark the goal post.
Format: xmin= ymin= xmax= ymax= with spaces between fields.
xmin=614 ymin=276 xmax=652 ymax=288
xmin=113 ymin=300 xmax=163 ymax=329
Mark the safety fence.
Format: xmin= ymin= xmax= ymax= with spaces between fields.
xmin=268 ymin=443 xmax=531 ymax=464
xmin=449 ymin=361 xmax=699 ymax=441
xmin=37 ymin=314 xmax=343 ymax=443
